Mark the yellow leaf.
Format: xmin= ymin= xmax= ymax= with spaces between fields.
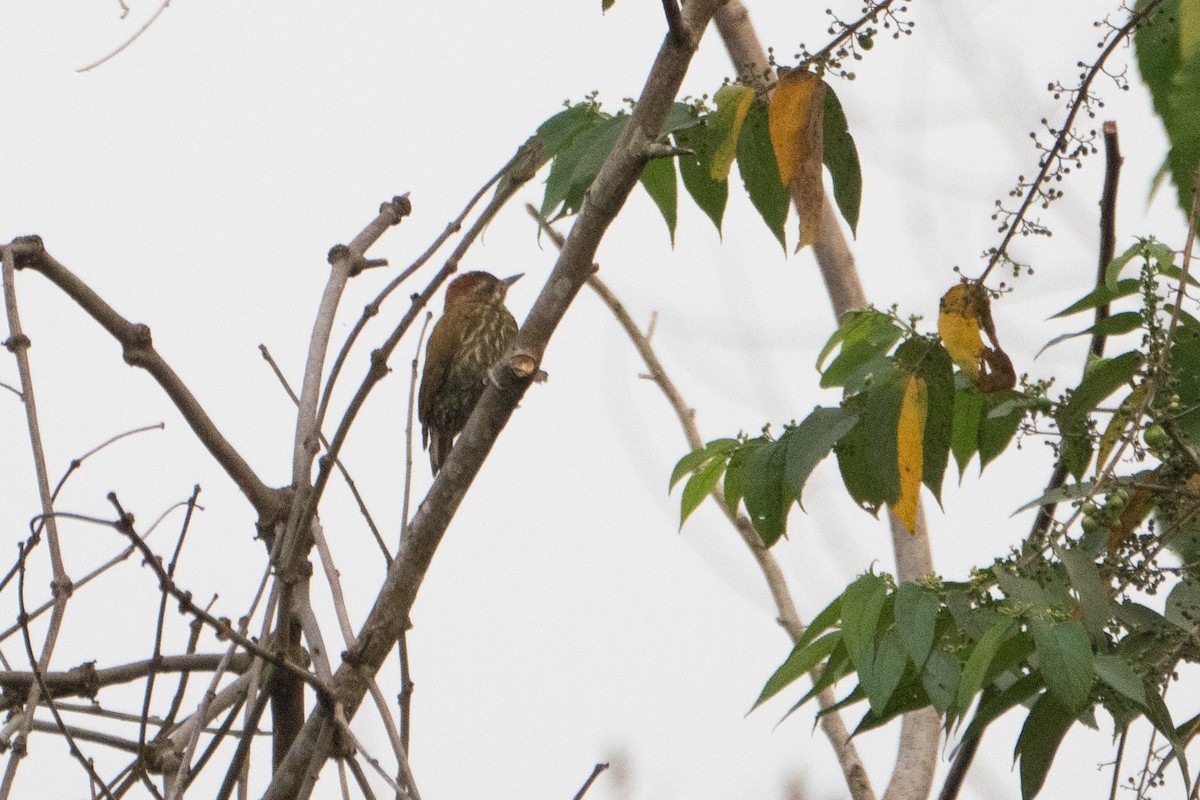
xmin=710 ymin=84 xmax=755 ymax=182
xmin=893 ymin=374 xmax=927 ymax=534
xmin=768 ymin=71 xmax=825 ymax=250
xmin=938 ymin=283 xmax=986 ymax=380
xmin=1183 ymin=0 xmax=1200 ymax=59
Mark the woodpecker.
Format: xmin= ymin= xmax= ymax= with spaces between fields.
xmin=418 ymin=271 xmax=522 ymax=475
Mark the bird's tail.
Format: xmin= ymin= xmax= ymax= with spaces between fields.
xmin=428 ymin=430 xmax=454 ymax=476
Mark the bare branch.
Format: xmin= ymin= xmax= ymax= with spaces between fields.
xmin=259 ymin=343 xmax=389 ymax=562
xmin=4 ymin=236 xmax=284 ymax=519
xmin=263 ymin=5 xmax=727 ymax=796
xmin=77 ymin=0 xmax=171 ymax=73
xmin=525 ymin=204 xmax=875 ymax=799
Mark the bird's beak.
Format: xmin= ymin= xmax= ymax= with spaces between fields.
xmin=501 ymin=273 xmax=524 ymax=288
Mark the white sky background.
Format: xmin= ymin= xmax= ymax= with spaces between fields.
xmin=1 ymin=1 xmax=1195 ymax=798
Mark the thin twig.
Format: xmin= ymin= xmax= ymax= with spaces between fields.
xmin=138 ymin=486 xmax=201 ymax=760
xmin=259 ymin=343 xmax=389 ymax=562
xmin=0 ymin=501 xmax=183 ymax=643
xmin=272 ymin=194 xmax=411 ymax=764
xmin=1109 ymin=726 xmax=1127 ymax=800
xmin=978 ymin=2 xmax=1162 ymax=283
xmin=14 ymin=544 xmax=114 ymax=799
xmin=529 ymin=204 xmax=875 ymax=798
xmin=76 ymin=0 xmax=171 ymax=73
xmin=50 ymin=422 xmax=166 ymax=502
xmin=1 ymin=243 xmax=75 ymax=800
xmin=572 ymin=762 xmax=609 ymax=800
xmin=397 ymin=312 xmax=432 ymax=758
xmin=103 ymin=494 xmax=322 ymax=693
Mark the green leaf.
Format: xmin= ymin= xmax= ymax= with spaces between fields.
xmin=736 ymin=100 xmax=790 ymax=251
xmin=922 ymin=650 xmax=962 ymax=715
xmin=978 ymin=391 xmax=1025 ymax=471
xmin=783 ymin=640 xmax=854 ymax=719
xmin=670 ymin=438 xmax=737 ymax=489
xmin=852 ymin=677 xmax=932 ymax=735
xmin=1037 ymin=311 xmax=1144 ymax=357
xmin=1014 ymin=692 xmax=1076 ymax=800
xmin=1136 ymin=0 xmax=1181 ymax=124
xmin=821 ymin=82 xmax=862 ymax=235
xmin=894 ymin=582 xmax=938 ymax=668
xmin=1013 ymin=480 xmax=1101 ymax=514
xmin=841 ymin=573 xmax=888 ymax=671
xmin=1170 ymin=327 xmax=1200 ymax=445
xmin=541 ymin=114 xmax=628 ymax=219
xmin=782 ymin=407 xmax=860 ymax=509
xmin=679 ymin=455 xmax=726 ymax=528
xmin=660 ymin=102 xmax=700 ymax=135
xmin=994 ymin=569 xmax=1052 ymax=610
xmin=955 ymin=618 xmax=1015 ymax=724
xmin=963 ymin=673 xmax=1043 ymax=740
xmin=951 ymin=383 xmax=984 ymax=476
xmin=1165 ymin=578 xmax=1200 ymax=631
xmin=722 ymin=444 xmax=748 ymax=516
xmin=602 ymin=0 xmax=615 ymax=10
xmin=1092 ymin=653 xmax=1147 ymax=707
xmin=798 ymin=591 xmax=845 ymax=651
xmin=753 ymin=632 xmax=841 ymax=710
xmin=1031 ymin=618 xmax=1093 ymax=713
xmin=535 ymin=103 xmax=605 ymax=165
xmin=1058 ymin=545 xmax=1113 ymax=642
xmin=1136 ymin=0 xmax=1200 ymax=214
xmin=818 ymin=311 xmax=903 ymax=388
xmin=1058 ymin=351 xmax=1143 ymax=480
xmin=674 ymin=122 xmax=728 ymax=235
xmin=639 ymin=155 xmax=678 ymax=245
xmin=1104 ymin=242 xmax=1144 ymax=290
xmin=1050 ymin=278 xmax=1140 ymax=318
xmin=835 ymin=368 xmax=907 ymax=513
xmin=860 ymin=630 xmax=908 ymax=713
xmin=743 ymin=439 xmax=791 ymax=546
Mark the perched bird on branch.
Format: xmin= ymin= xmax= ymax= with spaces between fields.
xmin=418 ymin=271 xmax=522 ymax=475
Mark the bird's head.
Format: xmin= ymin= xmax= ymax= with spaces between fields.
xmin=443 ymin=271 xmax=522 ymax=309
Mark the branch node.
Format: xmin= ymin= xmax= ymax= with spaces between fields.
xmin=381 ymin=193 xmax=413 ymax=224
xmin=661 ymin=0 xmax=688 ymax=46
xmin=121 ymin=323 xmax=154 ymax=367
xmin=4 ymin=333 xmax=31 ymax=353
xmin=7 ymin=235 xmax=46 ymax=269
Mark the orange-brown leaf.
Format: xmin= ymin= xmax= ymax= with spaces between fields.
xmin=768 ymin=71 xmax=825 ymax=250
xmin=893 ymin=374 xmax=928 ymax=534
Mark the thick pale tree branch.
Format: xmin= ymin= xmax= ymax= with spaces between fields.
xmin=262 ymin=4 xmax=727 ymax=797
xmin=713 ymin=4 xmax=938 ymax=799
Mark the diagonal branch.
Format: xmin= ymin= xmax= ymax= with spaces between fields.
xmin=714 ymin=4 xmax=936 ymax=798
xmin=262 ymin=3 xmax=727 ymax=796
xmin=4 ymin=236 xmax=284 ymax=520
